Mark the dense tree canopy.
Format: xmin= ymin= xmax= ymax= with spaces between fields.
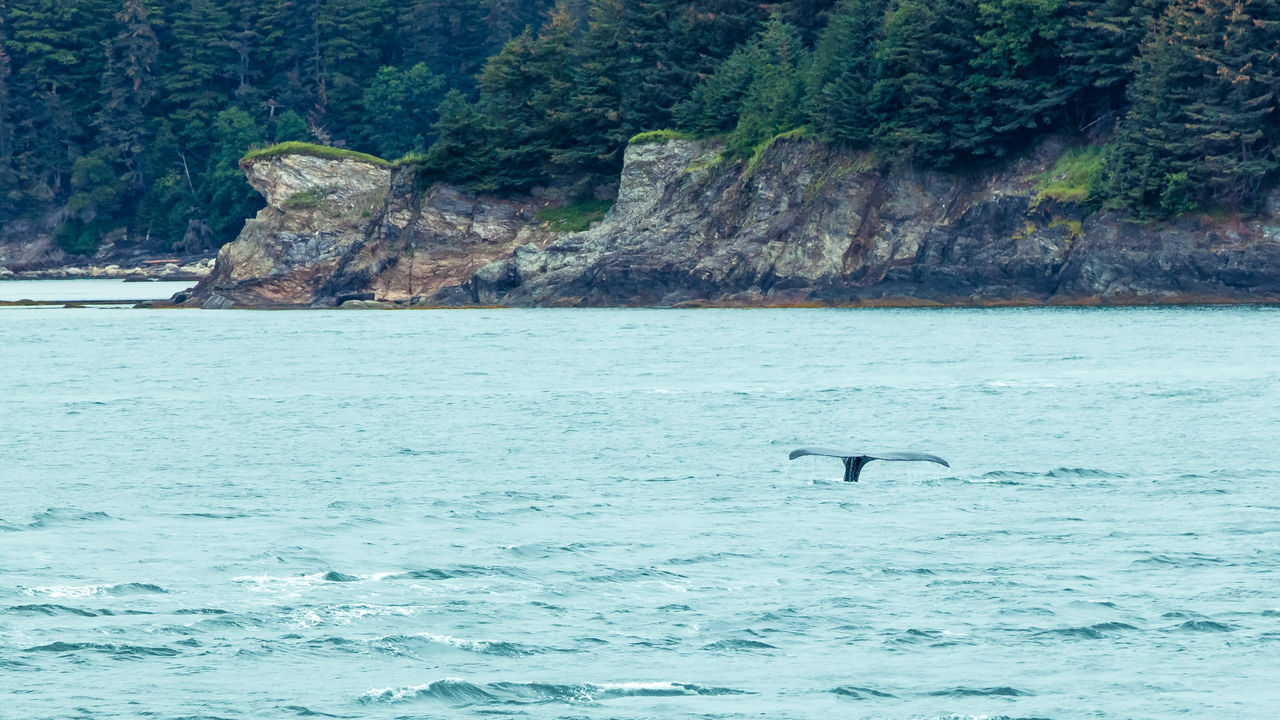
xmin=2 ymin=0 xmax=1280 ymax=255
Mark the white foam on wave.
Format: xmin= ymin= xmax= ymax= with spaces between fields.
xmin=406 ymin=631 xmax=495 ymax=652
xmin=594 ymin=681 xmax=683 ymax=691
xmin=24 ymin=584 xmax=102 ymax=599
xmin=232 ymin=572 xmax=327 ymax=591
xmin=286 ymin=604 xmax=417 ymax=628
xmin=360 ymin=680 xmax=447 ymax=703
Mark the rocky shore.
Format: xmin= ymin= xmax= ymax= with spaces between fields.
xmin=167 ymin=137 xmax=1280 ymax=308
xmin=0 ymin=258 xmax=214 ymax=283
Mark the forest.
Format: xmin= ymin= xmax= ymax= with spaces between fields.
xmin=2 ymin=0 xmax=1279 ymax=255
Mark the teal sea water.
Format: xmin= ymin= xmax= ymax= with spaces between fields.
xmin=3 ymin=303 xmax=1279 ymax=719
xmin=0 ymin=279 xmax=197 ymax=303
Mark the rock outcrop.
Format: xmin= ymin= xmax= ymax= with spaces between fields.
xmin=187 ymin=151 xmax=540 ymax=308
xmin=185 ymin=137 xmax=1280 ymax=308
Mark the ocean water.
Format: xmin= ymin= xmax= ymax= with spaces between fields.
xmin=0 ymin=279 xmax=197 ymax=303
xmin=3 ymin=305 xmax=1279 ymax=719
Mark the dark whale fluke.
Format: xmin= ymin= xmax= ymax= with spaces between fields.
xmin=788 ymin=448 xmax=949 ymax=482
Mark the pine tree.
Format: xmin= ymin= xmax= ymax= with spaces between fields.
xmin=723 ymin=15 xmax=808 ymax=159
xmin=201 ymin=107 xmax=264 ymax=241
xmin=557 ymin=0 xmax=628 ymax=181
xmin=962 ymin=0 xmax=1071 ymax=158
xmin=6 ymin=0 xmax=113 ymax=207
xmin=397 ymin=0 xmax=497 ymax=94
xmin=806 ymin=0 xmax=889 ymax=147
xmin=1057 ymin=0 xmax=1168 ymax=127
xmin=162 ymin=0 xmax=234 ymax=146
xmin=617 ymin=0 xmax=755 ymax=134
xmin=474 ymin=5 xmax=579 ymax=189
xmin=1187 ymin=0 xmax=1279 ymax=206
xmin=418 ymin=89 xmax=495 ymax=187
xmin=354 ymin=63 xmax=444 ymax=158
xmin=869 ymin=0 xmax=980 ymax=165
xmin=315 ymin=0 xmax=392 ymax=133
xmin=263 ymin=0 xmax=323 ymax=127
xmin=1102 ymin=0 xmax=1278 ymax=213
xmin=225 ymin=0 xmax=269 ymax=105
xmin=675 ymin=43 xmax=755 ymax=135
xmin=97 ymin=0 xmax=160 ymax=193
xmin=0 ymin=16 xmax=19 ymax=214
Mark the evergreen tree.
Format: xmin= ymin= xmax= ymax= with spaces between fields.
xmin=723 ymin=15 xmax=808 ymax=159
xmin=97 ymin=0 xmax=160 ymax=194
xmin=162 ymin=0 xmax=234 ymax=146
xmin=6 ymin=0 xmax=112 ymax=208
xmin=1103 ymin=0 xmax=1279 ymax=213
xmin=962 ymin=0 xmax=1070 ymax=158
xmin=272 ymin=109 xmax=311 ymax=143
xmin=674 ymin=43 xmax=755 ymax=135
xmin=264 ymin=0 xmax=323 ymax=127
xmin=201 ymin=107 xmax=264 ymax=241
xmin=474 ymin=5 xmax=578 ymax=189
xmin=616 ymin=0 xmax=758 ymax=134
xmin=354 ymin=63 xmax=444 ymax=158
xmin=1057 ymin=0 xmax=1168 ymax=126
xmin=557 ymin=0 xmax=628 ymax=181
xmin=315 ymin=0 xmax=392 ymax=133
xmin=418 ymin=89 xmax=495 ymax=187
xmin=868 ymin=0 xmax=980 ymax=165
xmin=0 ymin=17 xmax=19 ymax=213
xmin=225 ymin=0 xmax=268 ymax=104
xmin=1100 ymin=0 xmax=1280 ymax=211
xmin=806 ymin=0 xmax=889 ymax=147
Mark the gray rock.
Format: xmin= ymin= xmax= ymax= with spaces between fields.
xmin=186 ymin=138 xmax=1280 ymax=308
xmin=338 ymin=299 xmax=393 ymax=309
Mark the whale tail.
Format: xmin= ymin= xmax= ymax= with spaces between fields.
xmin=790 ymin=448 xmax=949 ymax=483
xmin=842 ymin=456 xmax=872 ymax=483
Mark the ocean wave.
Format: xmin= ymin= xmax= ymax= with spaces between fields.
xmin=1037 ymin=622 xmax=1139 ymax=639
xmin=584 ymin=567 xmax=688 ymax=583
xmin=830 ymin=685 xmax=896 ymax=699
xmin=666 ymin=552 xmax=750 ymax=566
xmin=392 ymin=565 xmax=529 ymax=581
xmin=1045 ymin=467 xmax=1125 ymax=479
xmin=26 ymin=508 xmax=119 ymax=528
xmin=281 ymin=604 xmax=415 ymax=628
xmin=21 ymin=582 xmax=168 ymax=599
xmin=374 ymin=631 xmax=556 ymax=657
xmin=24 ymin=641 xmax=180 ymax=658
xmin=1173 ymin=620 xmax=1235 ymax=632
xmin=1134 ymin=552 xmax=1228 ymax=567
xmin=359 ymin=678 xmax=749 ymax=706
xmin=700 ymin=638 xmax=778 ymax=652
xmin=281 ymin=706 xmax=353 ymax=718
xmin=5 ymin=603 xmax=104 ymax=617
xmin=927 ymin=686 xmax=1032 ymax=697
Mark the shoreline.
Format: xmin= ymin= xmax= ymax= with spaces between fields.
xmin=0 ymin=257 xmax=214 ymax=283
xmin=6 ymin=297 xmax=1270 ymax=310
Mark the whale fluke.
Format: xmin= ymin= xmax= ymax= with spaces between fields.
xmin=788 ymin=447 xmax=949 ymax=482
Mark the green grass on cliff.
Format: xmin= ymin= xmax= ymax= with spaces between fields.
xmin=744 ymin=126 xmax=810 ymax=175
xmin=241 ymin=142 xmax=390 ymax=167
xmin=629 ymin=129 xmax=697 ymax=145
xmin=535 ymin=199 xmax=612 ymax=232
xmin=1037 ymin=145 xmax=1105 ymax=204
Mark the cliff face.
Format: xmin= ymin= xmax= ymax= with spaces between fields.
xmin=187 ymin=152 xmax=540 ymax=308
xmin=185 ymin=138 xmax=1280 ymax=308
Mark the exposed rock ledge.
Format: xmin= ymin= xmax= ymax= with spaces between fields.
xmin=184 ymin=138 xmax=1280 ymax=308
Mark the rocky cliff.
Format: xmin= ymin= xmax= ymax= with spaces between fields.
xmin=184 ymin=137 xmax=1280 ymax=308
